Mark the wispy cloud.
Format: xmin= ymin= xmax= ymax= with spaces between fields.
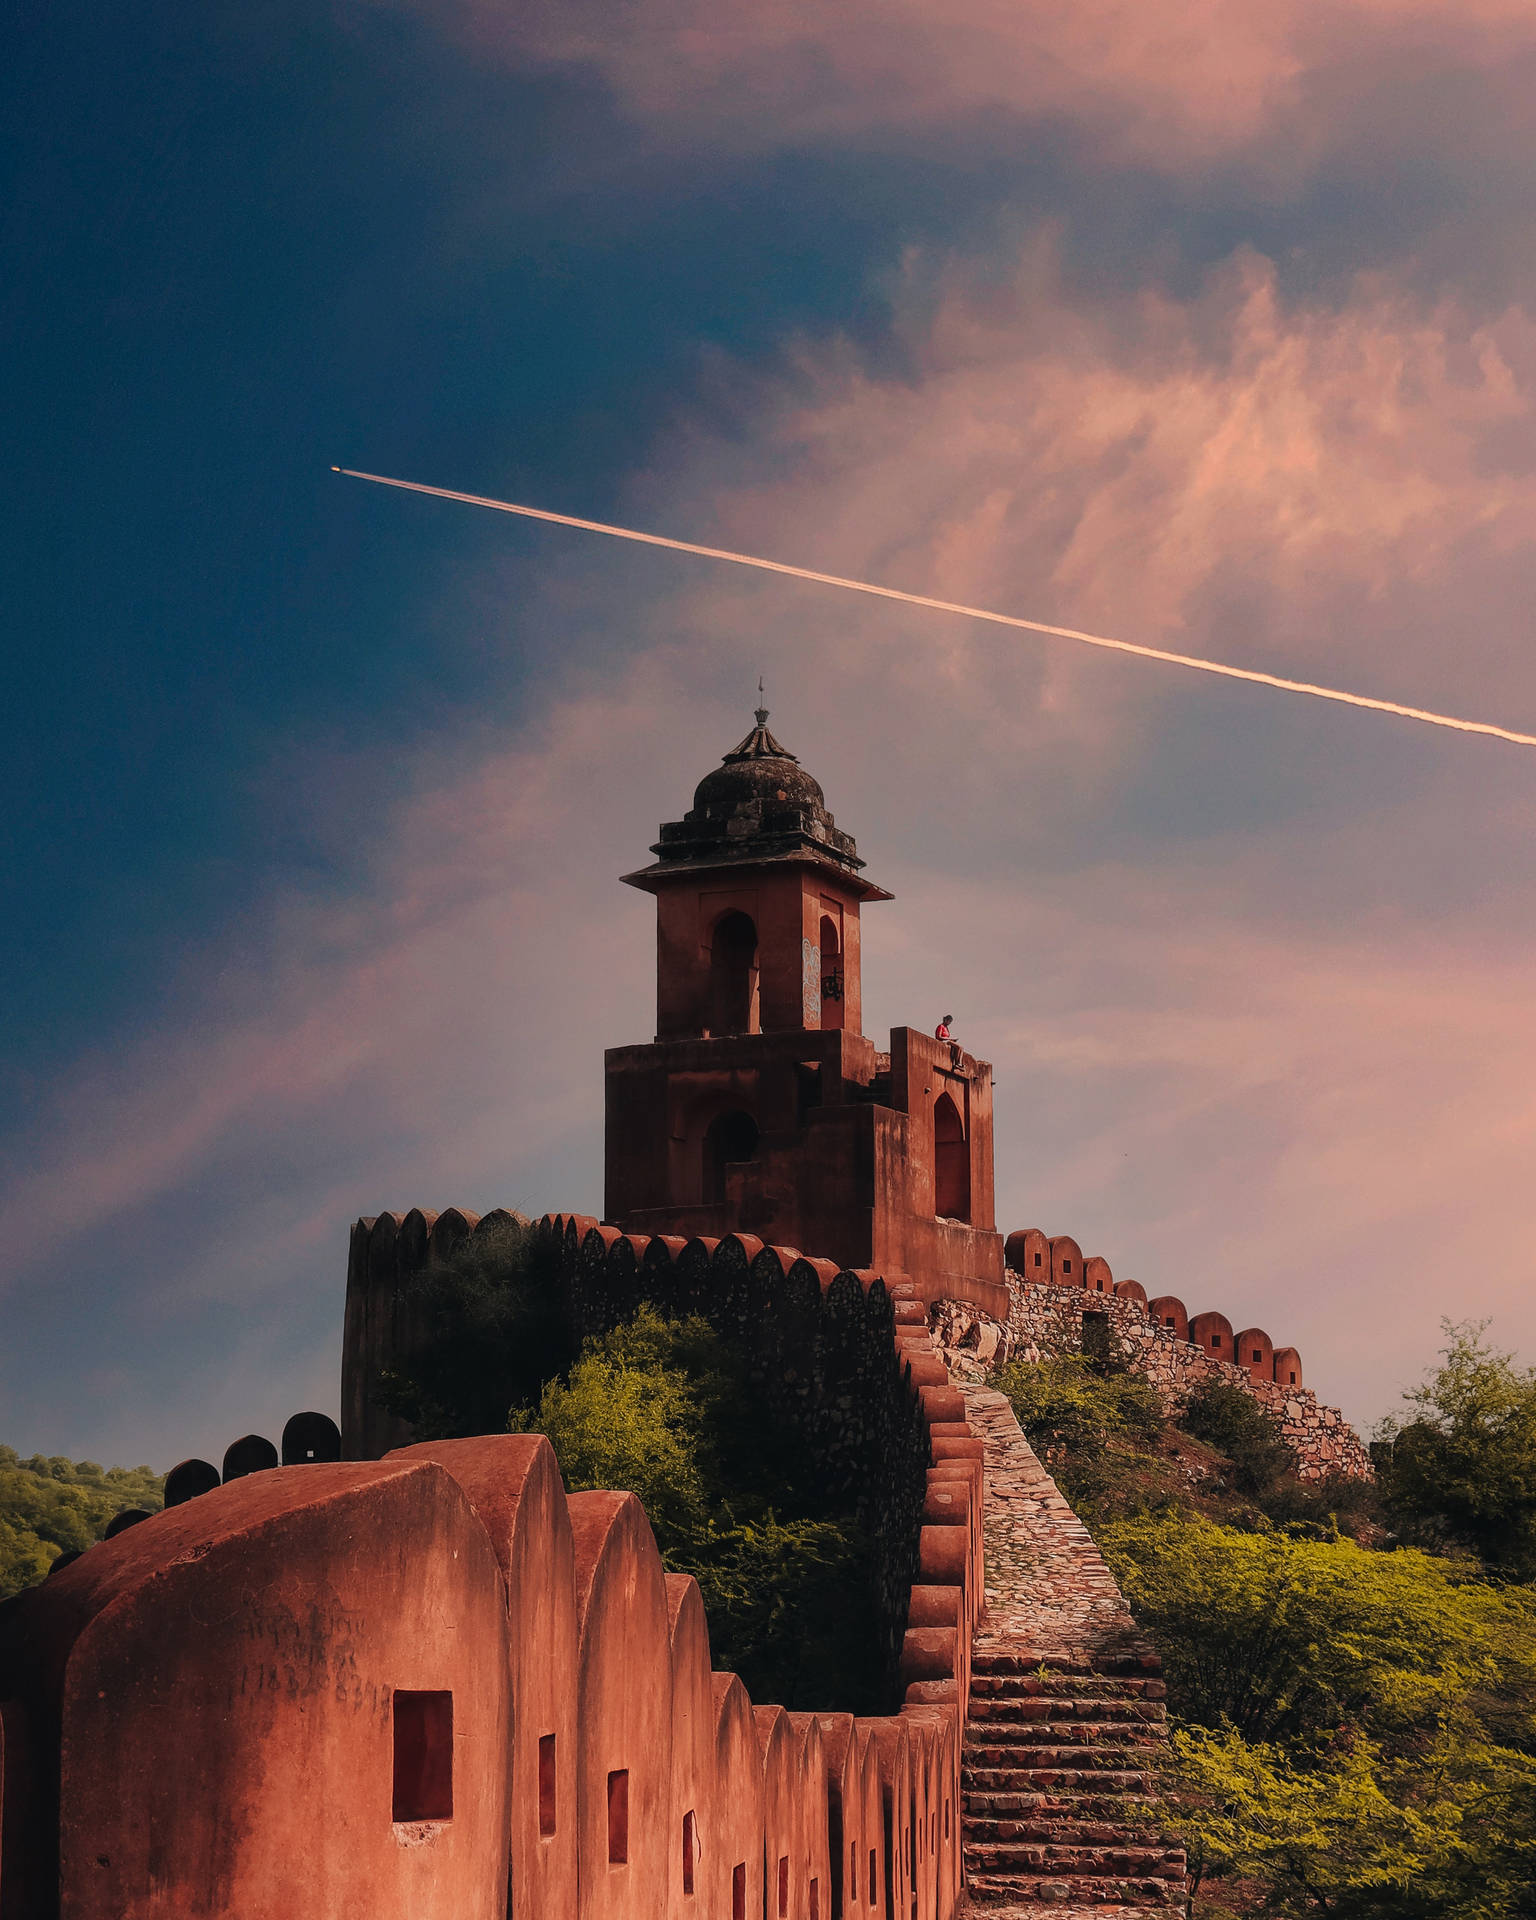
xmin=12 ymin=195 xmax=1536 ymax=1461
xmin=395 ymin=0 xmax=1536 ymax=180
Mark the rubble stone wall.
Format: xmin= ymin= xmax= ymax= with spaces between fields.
xmin=931 ymin=1272 xmax=1372 ymax=1482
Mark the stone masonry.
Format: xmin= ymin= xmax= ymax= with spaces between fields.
xmin=932 ymin=1278 xmax=1371 ymax=1482
xmin=956 ymin=1384 xmax=1186 ymax=1917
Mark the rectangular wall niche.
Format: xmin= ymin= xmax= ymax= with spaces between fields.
xmin=682 ymin=1809 xmax=698 ymax=1895
xmin=539 ymin=1733 xmax=557 ymax=1836
xmin=392 ymin=1690 xmax=453 ymax=1823
xmin=607 ymin=1769 xmax=630 ymax=1864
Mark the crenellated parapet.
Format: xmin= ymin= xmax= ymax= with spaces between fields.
xmin=341 ymin=1205 xmax=526 ymax=1461
xmin=545 ymin=1212 xmax=982 ymax=1698
xmin=929 ymin=1227 xmax=1372 ymax=1481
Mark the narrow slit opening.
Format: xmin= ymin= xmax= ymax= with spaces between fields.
xmin=607 ymin=1769 xmax=629 ymax=1865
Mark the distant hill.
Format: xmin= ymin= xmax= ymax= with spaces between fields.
xmin=0 ymin=1446 xmax=164 ymax=1599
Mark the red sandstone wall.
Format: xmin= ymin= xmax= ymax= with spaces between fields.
xmin=0 ymin=1226 xmax=982 ymax=1920
xmin=0 ymin=1460 xmax=512 ymax=1919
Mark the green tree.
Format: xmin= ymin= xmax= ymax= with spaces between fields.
xmin=1103 ymin=1512 xmax=1536 ymax=1917
xmin=515 ymin=1313 xmax=720 ymax=1540
xmin=515 ymin=1307 xmax=883 ymax=1711
xmin=1377 ymin=1321 xmax=1536 ymax=1580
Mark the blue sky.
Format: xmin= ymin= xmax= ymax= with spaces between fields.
xmin=6 ymin=0 xmax=1536 ymax=1470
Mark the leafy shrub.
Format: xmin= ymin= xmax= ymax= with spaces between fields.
xmin=1179 ymin=1382 xmax=1297 ymax=1495
xmin=999 ymin=1352 xmax=1163 ymax=1461
xmin=1101 ymin=1510 xmax=1531 ymax=1743
xmin=1166 ymin=1722 xmax=1536 ymax=1919
xmin=1104 ymin=1511 xmax=1536 ymax=1918
xmin=995 ymin=1353 xmax=1175 ymax=1522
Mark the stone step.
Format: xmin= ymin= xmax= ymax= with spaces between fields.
xmin=967 ymin=1720 xmax=1159 ymax=1751
xmin=966 ymin=1730 xmax=1163 ymax=1761
xmin=968 ymin=1698 xmax=1166 ymax=1727
xmin=972 ymin=1650 xmax=1162 ymax=1679
xmin=964 ymin=1790 xmax=1161 ymax=1822
xmin=965 ymin=1871 xmax=1185 ymax=1908
xmin=963 ymin=1765 xmax=1156 ymax=1797
xmin=970 ymin=1674 xmax=1167 ymax=1702
xmin=964 ymin=1814 xmax=1170 ymax=1847
xmin=965 ymin=1842 xmax=1185 ymax=1878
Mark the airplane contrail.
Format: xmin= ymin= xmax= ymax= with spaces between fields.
xmin=332 ymin=465 xmax=1536 ymax=750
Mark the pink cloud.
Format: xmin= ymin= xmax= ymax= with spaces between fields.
xmin=11 ymin=231 xmax=1536 ymax=1456
xmin=390 ymin=0 xmax=1536 ymax=172
xmin=626 ymin=239 xmax=1536 ymax=747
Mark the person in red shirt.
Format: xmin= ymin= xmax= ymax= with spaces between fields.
xmin=934 ymin=1014 xmax=953 ymax=1043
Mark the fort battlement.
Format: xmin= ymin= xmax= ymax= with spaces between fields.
xmin=0 ymin=1216 xmax=987 ymax=1920
xmin=344 ymin=1207 xmax=980 ymax=1694
xmin=0 ymin=712 xmax=1364 ymax=1912
xmin=927 ymin=1226 xmax=1371 ymax=1481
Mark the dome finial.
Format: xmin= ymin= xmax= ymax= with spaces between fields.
xmin=755 ymin=674 xmax=769 ymax=728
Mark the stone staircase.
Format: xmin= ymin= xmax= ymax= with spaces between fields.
xmin=953 ymin=1387 xmax=1188 ymax=1918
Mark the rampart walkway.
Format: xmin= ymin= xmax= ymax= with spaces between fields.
xmin=954 ymin=1386 xmax=1187 ymax=1918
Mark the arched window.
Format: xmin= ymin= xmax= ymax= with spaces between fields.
xmin=819 ymin=913 xmax=845 ymax=1032
xmin=708 ymin=911 xmax=759 ymax=1036
xmin=703 ymin=1109 xmax=759 ymax=1204
xmin=933 ymin=1093 xmax=970 ymax=1222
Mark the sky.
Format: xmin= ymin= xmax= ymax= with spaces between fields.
xmin=4 ymin=0 xmax=1536 ymax=1472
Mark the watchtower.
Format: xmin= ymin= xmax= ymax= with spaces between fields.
xmin=604 ymin=706 xmax=1007 ymax=1313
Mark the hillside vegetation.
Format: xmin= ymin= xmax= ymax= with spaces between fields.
xmin=0 ymin=1447 xmax=163 ymax=1598
xmin=1000 ymin=1329 xmax=1536 ymax=1918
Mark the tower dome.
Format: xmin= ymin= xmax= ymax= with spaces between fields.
xmin=689 ymin=707 xmax=826 ymax=816
xmin=624 ymin=702 xmax=886 ymax=893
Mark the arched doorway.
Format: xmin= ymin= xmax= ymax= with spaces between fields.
xmin=818 ymin=913 xmax=845 ymax=1031
xmin=933 ymin=1094 xmax=970 ymax=1222
xmin=703 ymin=1109 xmax=759 ymax=1205
xmin=708 ymin=911 xmax=759 ymax=1036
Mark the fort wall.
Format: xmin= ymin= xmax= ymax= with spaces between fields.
xmin=929 ymin=1227 xmax=1371 ymax=1481
xmin=0 ymin=1230 xmax=982 ymax=1920
xmin=343 ymin=1208 xmax=966 ymax=1686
